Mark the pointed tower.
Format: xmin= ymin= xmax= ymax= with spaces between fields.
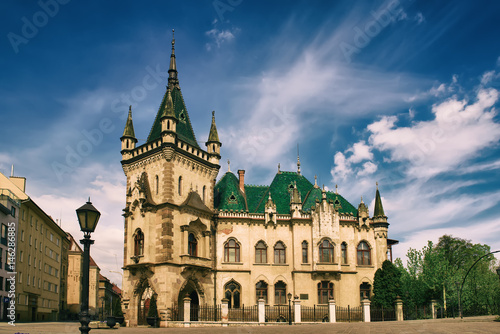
xmin=206 ymin=110 xmax=221 ymax=164
xmin=168 ymin=29 xmax=179 ymax=89
xmin=357 ymin=196 xmax=369 ymax=220
xmin=372 ymin=182 xmax=389 ymax=265
xmin=121 ymin=106 xmax=138 ymax=159
xmin=290 ymin=182 xmax=302 ymax=218
xmin=161 ymin=87 xmax=178 ymax=144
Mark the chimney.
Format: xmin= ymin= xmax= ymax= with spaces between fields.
xmin=238 ymin=170 xmax=245 ymax=193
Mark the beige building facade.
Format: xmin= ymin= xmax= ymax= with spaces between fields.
xmin=0 ymin=171 xmax=70 ymax=322
xmin=120 ymin=36 xmax=396 ymax=326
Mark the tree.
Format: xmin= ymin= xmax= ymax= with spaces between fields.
xmin=147 ymin=294 xmax=158 ymax=318
xmin=113 ymin=299 xmax=123 ymax=317
xmin=372 ymin=260 xmax=403 ymax=308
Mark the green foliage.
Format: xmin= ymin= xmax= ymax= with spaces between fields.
xmin=396 ymin=235 xmax=500 ymax=316
xmin=113 ymin=299 xmax=123 ymax=317
xmin=147 ymin=294 xmax=158 ymax=318
xmin=372 ymin=260 xmax=403 ymax=308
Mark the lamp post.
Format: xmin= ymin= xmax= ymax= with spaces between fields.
xmin=455 ymin=281 xmax=462 ymax=319
xmin=76 ymin=199 xmax=101 ymax=334
xmin=287 ymin=292 xmax=292 ymax=325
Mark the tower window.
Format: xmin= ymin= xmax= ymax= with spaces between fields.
xmin=188 ymin=233 xmax=197 ymax=257
xmin=134 ymin=229 xmax=144 ymax=257
xmin=178 ymin=176 xmax=182 ymax=196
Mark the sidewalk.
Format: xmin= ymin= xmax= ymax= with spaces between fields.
xmin=1 ymin=316 xmax=498 ymax=334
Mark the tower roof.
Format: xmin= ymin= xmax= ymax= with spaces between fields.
xmin=373 ymin=184 xmax=386 ymax=217
xmin=146 ymin=33 xmax=199 ymax=147
xmin=161 ymin=87 xmax=176 ymax=119
xmin=207 ymin=111 xmax=220 ymax=143
xmin=122 ymin=106 xmax=136 ymax=139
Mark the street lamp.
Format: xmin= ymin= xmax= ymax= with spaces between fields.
xmin=455 ymin=281 xmax=462 ymax=319
xmin=287 ymin=292 xmax=292 ymax=325
xmin=76 ymin=198 xmax=101 ymax=334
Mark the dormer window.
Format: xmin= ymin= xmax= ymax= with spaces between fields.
xmin=228 ymin=193 xmax=237 ymax=204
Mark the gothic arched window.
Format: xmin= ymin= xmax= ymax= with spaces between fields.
xmin=134 ymin=229 xmax=144 ymax=257
xmin=224 ymin=239 xmax=240 ymax=262
xmin=319 ymin=239 xmax=334 ymax=263
xmin=188 ymin=233 xmax=197 ymax=257
xmin=317 ymin=281 xmax=334 ymax=304
xmin=357 ymin=241 xmax=371 ymax=265
xmin=224 ymin=281 xmax=241 ymax=308
xmin=256 ymin=281 xmax=268 ymax=303
xmin=274 ymin=241 xmax=286 ymax=264
xmin=178 ymin=176 xmax=183 ymax=196
xmin=274 ymin=281 xmax=287 ymax=305
xmin=255 ymin=241 xmax=267 ymax=263
xmin=341 ymin=242 xmax=348 ymax=264
xmin=302 ymin=241 xmax=308 ymax=263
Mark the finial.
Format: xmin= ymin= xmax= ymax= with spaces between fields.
xmin=212 ymin=110 xmax=215 ymax=118
xmin=268 ymin=192 xmax=272 ymax=201
xmin=376 ymin=181 xmax=379 ymax=190
xmin=129 ymin=105 xmax=132 ymax=112
xmin=278 ymin=163 xmax=281 ymax=173
xmin=297 ymin=144 xmax=301 ymax=175
xmin=87 ymin=196 xmax=91 ymax=203
xmin=335 ymin=184 xmax=338 ymax=194
xmin=10 ymin=164 xmax=14 ymax=177
xmin=314 ymin=175 xmax=317 ymax=187
xmin=227 ymin=159 xmax=231 ymax=172
xmin=360 ymin=195 xmax=364 ymax=203
xmin=172 ymin=29 xmax=175 ymax=45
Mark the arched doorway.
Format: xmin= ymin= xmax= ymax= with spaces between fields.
xmin=178 ymin=282 xmax=200 ymax=321
xmin=138 ymin=285 xmax=154 ymax=325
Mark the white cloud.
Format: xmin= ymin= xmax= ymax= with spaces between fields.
xmin=414 ymin=12 xmax=425 ymax=25
xmin=480 ymin=70 xmax=500 ymax=85
xmin=331 ymin=141 xmax=376 ymax=181
xmin=357 ymin=161 xmax=377 ymax=176
xmin=205 ymin=28 xmax=236 ymax=48
xmin=368 ymin=88 xmax=500 ymax=179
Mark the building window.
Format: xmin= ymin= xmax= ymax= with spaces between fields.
xmin=256 ymin=281 xmax=268 ymax=303
xmin=274 ymin=281 xmax=287 ymax=305
xmin=188 ymin=233 xmax=197 ymax=257
xmin=11 ymin=207 xmax=15 ymax=217
xmin=357 ymin=241 xmax=371 ymax=265
xmin=319 ymin=239 xmax=334 ymax=263
xmin=224 ymin=281 xmax=241 ymax=308
xmin=341 ymin=242 xmax=347 ymax=264
xmin=21 ymin=230 xmax=24 ymax=241
xmin=302 ymin=241 xmax=308 ymax=263
xmin=224 ymin=239 xmax=240 ymax=262
xmin=317 ymin=281 xmax=334 ymax=304
xmin=178 ymin=176 xmax=183 ymax=196
xmin=202 ymin=185 xmax=206 ymax=203
xmin=360 ymin=282 xmax=371 ymax=301
xmin=134 ymin=229 xmax=144 ymax=257
xmin=1 ymin=225 xmax=7 ymax=245
xmin=274 ymin=241 xmax=286 ymax=264
xmin=255 ymin=241 xmax=267 ymax=263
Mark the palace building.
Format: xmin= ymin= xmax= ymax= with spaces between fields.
xmin=120 ymin=34 xmax=397 ymax=326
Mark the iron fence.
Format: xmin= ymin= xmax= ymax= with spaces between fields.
xmin=168 ymin=305 xmax=182 ymax=321
xmin=265 ymin=305 xmax=293 ymax=322
xmin=336 ymin=305 xmax=363 ymax=322
xmin=228 ymin=305 xmax=258 ymax=322
xmin=371 ymin=306 xmax=396 ymax=321
xmin=403 ymin=304 xmax=431 ymax=320
xmin=301 ymin=305 xmax=329 ymax=322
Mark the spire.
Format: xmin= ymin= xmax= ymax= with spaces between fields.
xmin=297 ymin=144 xmax=301 ymax=175
xmin=161 ymin=87 xmax=176 ymax=119
xmin=374 ymin=183 xmax=385 ymax=217
xmin=314 ymin=175 xmax=318 ymax=188
xmin=122 ymin=106 xmax=136 ymax=138
xmin=168 ymin=29 xmax=179 ymax=88
xmin=207 ymin=110 xmax=220 ymax=143
xmin=227 ymin=159 xmax=231 ymax=173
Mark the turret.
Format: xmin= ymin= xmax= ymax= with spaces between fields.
xmin=373 ymin=182 xmax=389 ymax=264
xmin=121 ymin=106 xmax=137 ymax=159
xmin=206 ymin=110 xmax=221 ymax=164
xmin=265 ymin=193 xmax=277 ymax=226
xmin=161 ymin=87 xmax=177 ymax=144
xmin=290 ymin=182 xmax=302 ymax=218
xmin=373 ymin=182 xmax=387 ymax=224
xmin=358 ymin=196 xmax=369 ymax=220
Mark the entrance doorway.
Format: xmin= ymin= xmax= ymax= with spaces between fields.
xmin=138 ymin=286 xmax=154 ymax=325
xmin=178 ymin=282 xmax=200 ymax=321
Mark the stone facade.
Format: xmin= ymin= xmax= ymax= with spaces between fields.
xmin=120 ymin=36 xmax=396 ymax=326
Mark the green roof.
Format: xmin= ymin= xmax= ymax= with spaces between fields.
xmin=374 ymin=188 xmax=385 ymax=217
xmin=215 ymin=170 xmax=358 ymax=216
xmin=214 ymin=172 xmax=247 ymax=211
xmin=146 ymin=87 xmax=199 ymax=148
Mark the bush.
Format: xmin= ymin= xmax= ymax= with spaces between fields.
xmin=147 ymin=294 xmax=159 ymax=318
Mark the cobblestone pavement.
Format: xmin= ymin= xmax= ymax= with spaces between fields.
xmin=1 ymin=316 xmax=499 ymax=334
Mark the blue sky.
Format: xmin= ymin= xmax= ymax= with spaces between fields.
xmin=1 ymin=0 xmax=500 ymax=286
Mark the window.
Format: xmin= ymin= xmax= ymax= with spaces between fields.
xmin=20 ymin=251 xmax=23 ymax=262
xmin=1 ymin=225 xmax=7 ymax=245
xmin=224 ymin=239 xmax=240 ymax=262
xmin=50 ymin=233 xmax=53 ymax=242
xmin=341 ymin=242 xmax=347 ymax=264
xmin=27 ymin=274 xmax=30 ymax=286
xmin=202 ymin=186 xmax=206 ymax=203
xmin=255 ymin=241 xmax=267 ymax=263
xmin=0 ymin=276 xmax=3 ymax=291
xmin=274 ymin=281 xmax=287 ymax=305
xmin=318 ymin=281 xmax=334 ymax=304
xmin=360 ymin=282 xmax=371 ymax=301
xmin=56 ymin=238 xmax=59 ymax=246
xmin=188 ymin=233 xmax=197 ymax=257
xmin=29 ymin=235 xmax=32 ymax=246
xmin=11 ymin=207 xmax=15 ymax=217
xmin=256 ymin=281 xmax=268 ymax=303
xmin=224 ymin=281 xmax=241 ymax=308
xmin=357 ymin=241 xmax=371 ymax=265
xmin=178 ymin=176 xmax=183 ymax=196
xmin=302 ymin=241 xmax=308 ymax=263
xmin=155 ymin=175 xmax=159 ymax=195
xmin=134 ymin=229 xmax=144 ymax=256
xmin=35 ymin=239 xmax=37 ymax=249
xmin=21 ymin=230 xmax=24 ymax=241
xmin=0 ymin=250 xmax=2 ymax=265
xmin=319 ymin=239 xmax=334 ymax=263
xmin=274 ymin=242 xmax=286 ymax=264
